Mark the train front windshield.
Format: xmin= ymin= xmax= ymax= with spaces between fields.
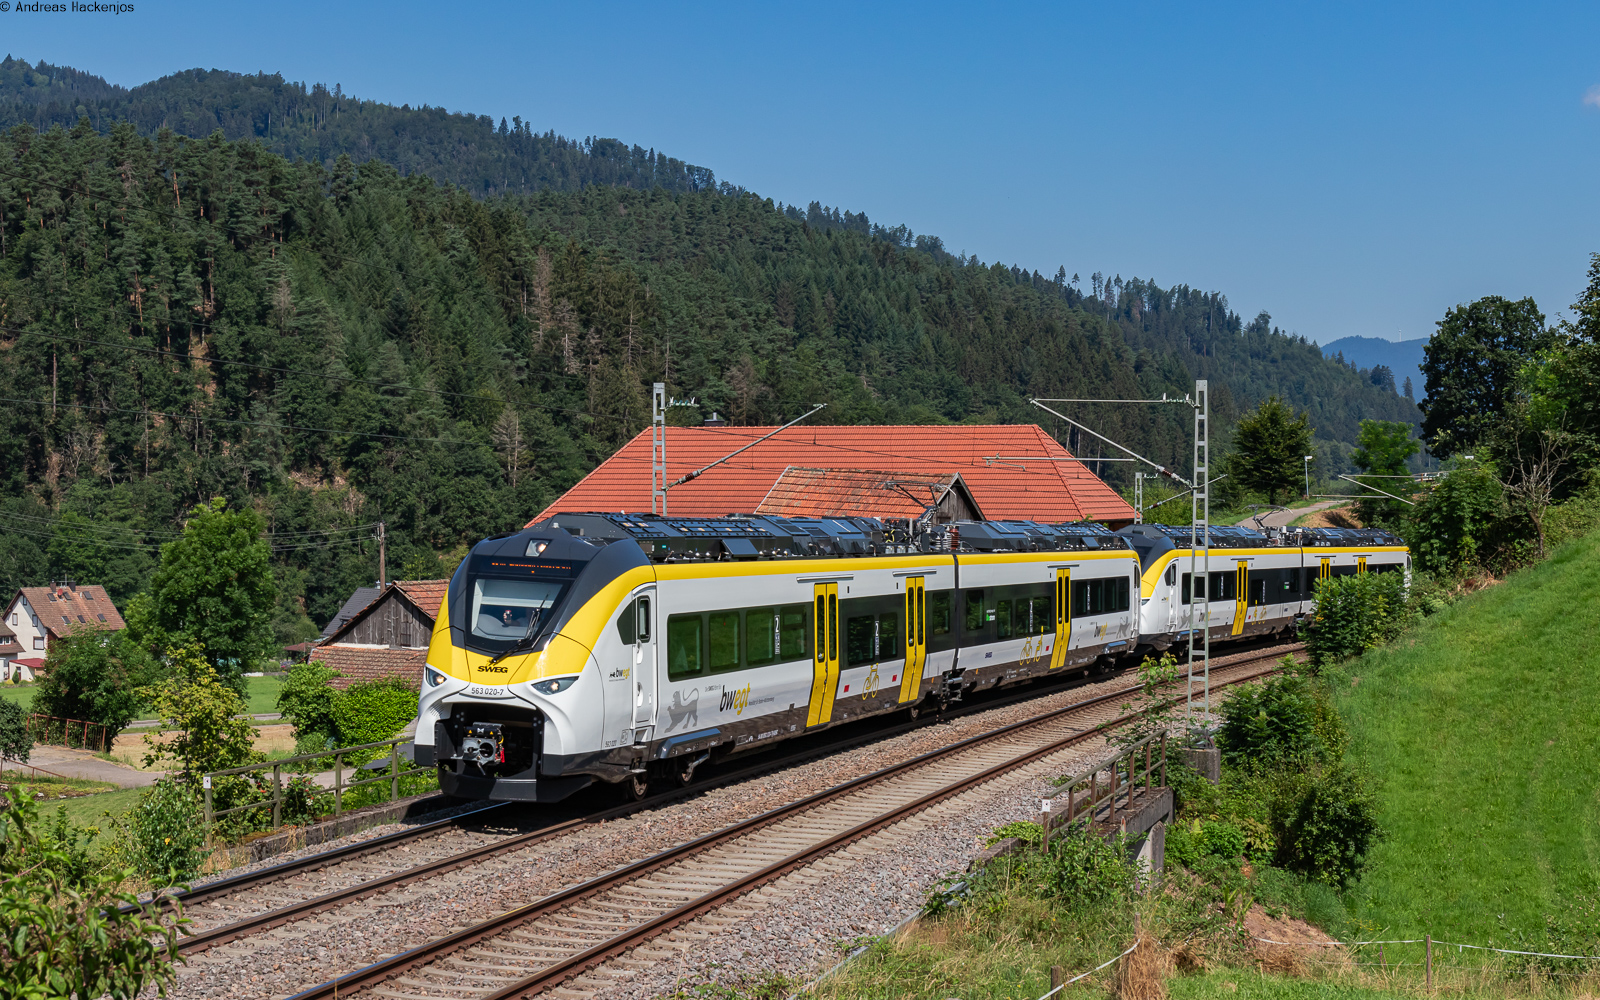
xmin=470 ymin=578 xmax=567 ymax=642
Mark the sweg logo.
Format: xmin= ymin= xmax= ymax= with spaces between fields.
xmin=719 ymin=683 xmax=751 ymax=714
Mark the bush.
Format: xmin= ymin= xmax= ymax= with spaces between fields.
xmin=1268 ymin=764 xmax=1380 ymax=888
xmin=1215 ymin=672 xmax=1343 ymax=767
xmin=117 ymin=778 xmax=209 ymax=885
xmin=1307 ymin=572 xmax=1409 ymax=665
xmin=277 ymin=660 xmax=342 ymax=749
xmin=139 ymin=641 xmax=260 ymax=777
xmin=1199 ymin=819 xmax=1247 ymax=860
xmin=1407 ymin=464 xmax=1528 ymax=576
xmin=0 ymin=699 xmax=27 ymax=762
xmin=0 ymin=789 xmax=184 ymax=999
xmin=332 ymin=677 xmax=418 ymax=763
xmin=208 ymin=772 xmax=333 ymax=842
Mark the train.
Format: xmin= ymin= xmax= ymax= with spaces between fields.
xmin=413 ymin=513 xmax=1408 ymax=803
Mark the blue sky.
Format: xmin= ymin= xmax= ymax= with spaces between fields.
xmin=7 ymin=1 xmax=1597 ymax=345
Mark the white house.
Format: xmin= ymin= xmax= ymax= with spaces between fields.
xmin=1 ymin=582 xmax=125 ymax=682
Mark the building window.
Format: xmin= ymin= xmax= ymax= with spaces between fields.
xmin=34 ymin=638 xmax=44 ymax=650
xmin=97 ymin=614 xmax=106 ymax=622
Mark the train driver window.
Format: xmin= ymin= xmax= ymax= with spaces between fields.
xmin=1164 ymin=564 xmax=1177 ymax=587
xmin=616 ymin=598 xmax=637 ymax=645
xmin=929 ymin=591 xmax=951 ymax=636
xmin=667 ymin=615 xmax=703 ymax=680
xmin=964 ymin=590 xmax=985 ymax=632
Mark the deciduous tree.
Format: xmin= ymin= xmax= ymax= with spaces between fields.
xmin=1420 ymin=296 xmax=1552 ymax=454
xmin=1229 ymin=396 xmax=1313 ymax=505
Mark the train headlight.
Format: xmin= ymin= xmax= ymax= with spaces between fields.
xmin=531 ymin=676 xmax=578 ymax=695
xmin=427 ymin=668 xmax=447 ymax=687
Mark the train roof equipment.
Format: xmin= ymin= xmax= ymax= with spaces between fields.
xmin=1116 ymin=522 xmax=1405 ymax=572
xmin=533 ymin=512 xmax=1130 ymax=562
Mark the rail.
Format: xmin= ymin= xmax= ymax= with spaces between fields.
xmin=26 ymin=713 xmax=111 ymax=752
xmin=1040 ymin=730 xmax=1168 ymax=845
xmin=201 ymin=736 xmax=429 ymax=834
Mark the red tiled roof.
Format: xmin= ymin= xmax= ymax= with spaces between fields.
xmin=394 ymin=579 xmax=449 ymax=619
xmin=754 ymin=468 xmax=973 ymax=520
xmin=14 ymin=585 xmax=125 ymax=637
xmin=536 ymin=424 xmax=1135 ymax=524
xmin=312 ymin=645 xmax=426 ymax=690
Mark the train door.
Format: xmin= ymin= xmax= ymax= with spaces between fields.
xmin=807 ymin=583 xmax=840 ymax=727
xmin=1231 ymin=563 xmax=1248 ymax=636
xmin=1050 ymin=568 xmax=1071 ymax=670
xmin=898 ymin=577 xmax=927 ymax=704
xmin=632 ymin=589 xmax=656 ymax=738
xmin=1357 ymin=556 xmax=1368 ymax=575
xmin=1319 ymin=558 xmax=1331 ymax=584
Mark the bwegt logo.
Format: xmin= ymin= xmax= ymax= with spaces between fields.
xmin=718 ymin=683 xmax=751 ymax=715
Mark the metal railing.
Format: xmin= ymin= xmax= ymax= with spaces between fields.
xmin=26 ymin=713 xmax=111 ymax=752
xmin=1039 ymin=731 xmax=1168 ymax=847
xmin=200 ymin=736 xmax=429 ymax=835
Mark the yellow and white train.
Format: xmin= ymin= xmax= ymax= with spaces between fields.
xmin=415 ymin=514 xmax=1407 ymax=802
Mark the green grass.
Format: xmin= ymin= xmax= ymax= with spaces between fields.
xmin=1 ymin=775 xmax=144 ymax=832
xmin=244 ymin=674 xmax=284 ymax=715
xmin=0 ymin=683 xmax=38 ymax=711
xmin=1169 ymin=970 xmax=1412 ymax=1000
xmin=1334 ymin=531 xmax=1600 ymax=949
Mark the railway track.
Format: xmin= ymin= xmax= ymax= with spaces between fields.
xmin=168 ymin=638 xmax=1290 ymax=955
xmin=282 ymin=647 xmax=1295 ymax=1000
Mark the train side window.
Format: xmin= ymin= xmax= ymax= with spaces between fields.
xmin=1115 ymin=577 xmax=1130 ymax=613
xmin=779 ymin=604 xmax=808 ymax=660
xmin=1164 ymin=563 xmax=1177 ymax=587
xmin=616 ymin=598 xmax=637 ymax=645
xmin=929 ymin=591 xmax=951 ymax=636
xmin=746 ymin=608 xmax=777 ymax=667
xmin=708 ymin=611 xmax=740 ymax=672
xmin=846 ymin=615 xmax=876 ymax=666
xmin=880 ymin=611 xmax=903 ymax=659
xmin=964 ymin=590 xmax=985 ymax=631
xmin=667 ymin=615 xmax=704 ymax=680
xmin=638 ymin=597 xmax=651 ymax=641
xmin=828 ymin=594 xmax=839 ymax=661
xmin=1181 ymin=573 xmax=1192 ymax=605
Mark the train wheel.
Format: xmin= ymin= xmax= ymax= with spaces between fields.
xmin=905 ymin=700 xmax=922 ymax=723
xmin=622 ymin=773 xmax=649 ymax=801
xmin=673 ymin=758 xmax=696 ymax=788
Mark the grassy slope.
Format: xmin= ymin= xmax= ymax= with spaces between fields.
xmin=1336 ymin=532 xmax=1600 ymax=945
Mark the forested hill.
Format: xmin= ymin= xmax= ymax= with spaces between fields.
xmin=0 ymin=88 xmax=1417 ymax=634
xmin=0 ymin=56 xmax=715 ymax=197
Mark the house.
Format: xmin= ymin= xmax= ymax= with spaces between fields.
xmin=312 ymin=579 xmax=449 ymax=689
xmin=319 ymin=586 xmax=383 ymax=640
xmin=536 ymin=423 xmax=1137 ymax=525
xmin=1 ymin=583 xmax=126 ymax=682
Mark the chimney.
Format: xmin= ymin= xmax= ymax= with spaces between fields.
xmin=702 ymin=412 xmax=727 ymax=427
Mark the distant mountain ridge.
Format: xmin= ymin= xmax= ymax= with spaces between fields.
xmin=1321 ymin=335 xmax=1428 ymax=399
xmin=0 ymin=55 xmax=716 ymax=197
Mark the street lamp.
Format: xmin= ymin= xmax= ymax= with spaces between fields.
xmin=1303 ymin=455 xmax=1314 ymax=499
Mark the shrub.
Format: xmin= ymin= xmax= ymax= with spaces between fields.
xmin=118 ymin=778 xmax=209 ymax=885
xmin=1268 ymin=764 xmax=1380 ymax=888
xmin=0 ymin=789 xmax=184 ymax=999
xmin=1307 ymin=572 xmax=1409 ymax=665
xmin=139 ymin=641 xmax=260 ymax=777
xmin=1199 ymin=820 xmax=1246 ymax=860
xmin=1215 ymin=673 xmax=1328 ymax=767
xmin=1407 ymin=464 xmax=1527 ymax=576
xmin=0 ymin=699 xmax=27 ymax=763
xmin=277 ymin=660 xmax=342 ymax=748
xmin=332 ymin=677 xmax=418 ymax=764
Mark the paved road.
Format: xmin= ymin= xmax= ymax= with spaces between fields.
xmin=9 ymin=745 xmax=166 ymax=788
xmin=1254 ymin=500 xmax=1348 ymax=529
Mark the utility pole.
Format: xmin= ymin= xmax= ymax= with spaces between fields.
xmin=1133 ymin=472 xmax=1144 ymax=524
xmin=377 ymin=522 xmax=387 ymax=588
xmin=1188 ymin=381 xmax=1210 ymax=718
